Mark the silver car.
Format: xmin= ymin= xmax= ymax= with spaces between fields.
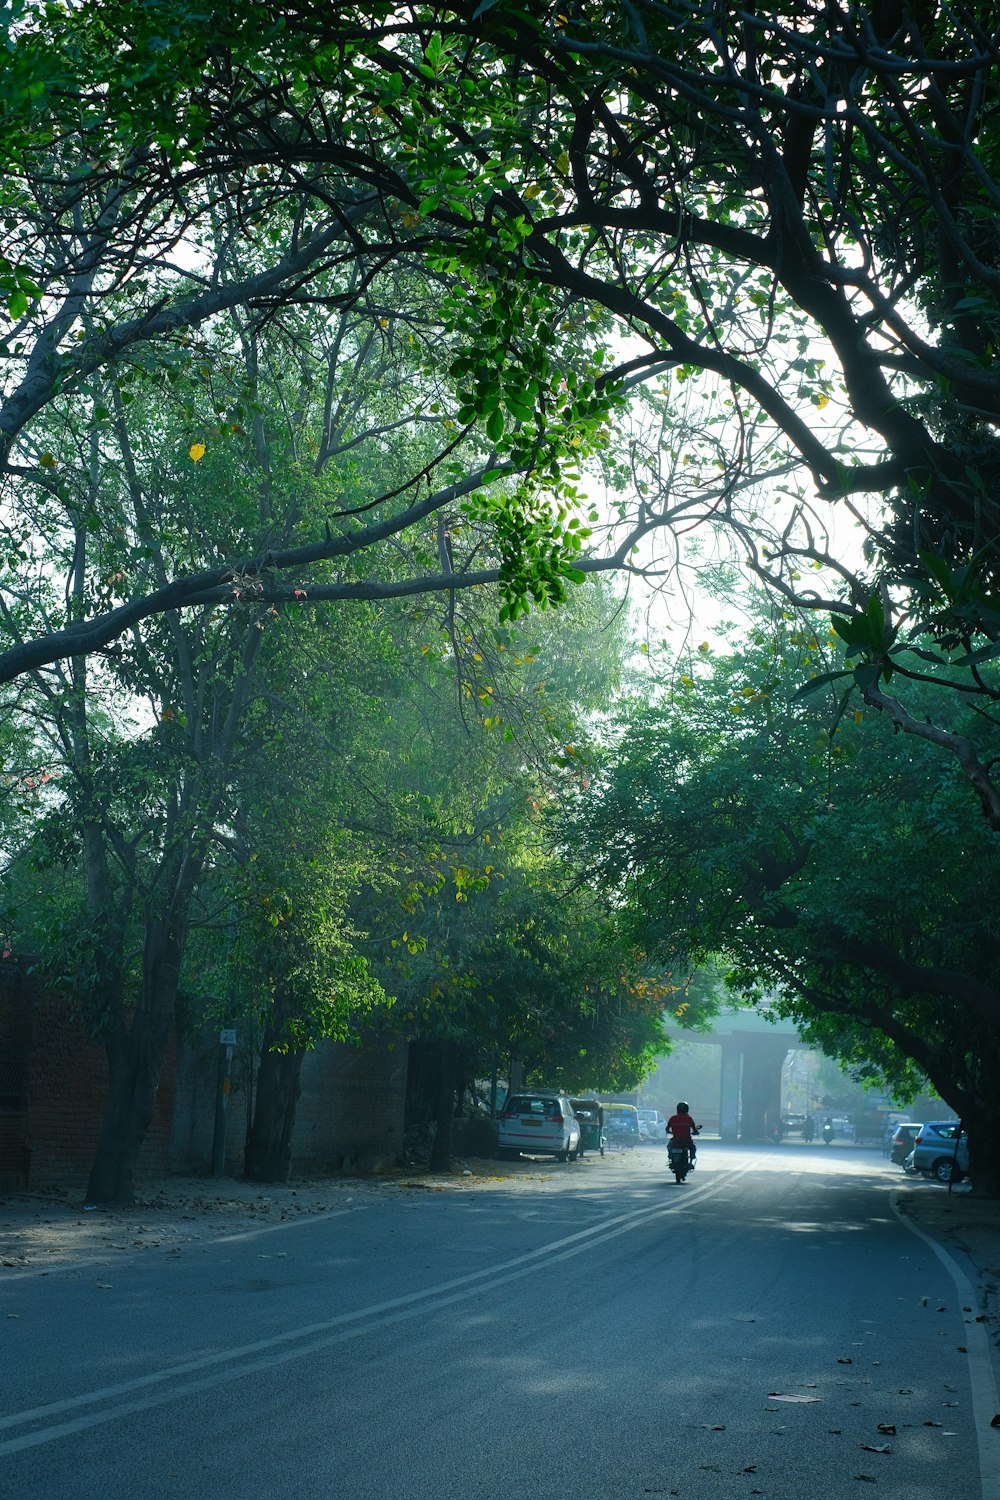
xmin=497 ymin=1090 xmax=581 ymax=1162
xmin=637 ymin=1108 xmax=666 ymax=1142
xmin=905 ymin=1121 xmax=969 ymax=1184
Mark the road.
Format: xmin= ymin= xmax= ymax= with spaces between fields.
xmin=0 ymin=1145 xmax=993 ymax=1499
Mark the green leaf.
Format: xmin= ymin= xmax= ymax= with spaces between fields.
xmin=852 ymin=661 xmax=882 ymax=691
xmin=793 ymin=669 xmax=853 ymax=700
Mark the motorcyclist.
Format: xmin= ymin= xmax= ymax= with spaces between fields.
xmin=666 ymin=1101 xmax=700 ymax=1169
xmin=822 ymin=1116 xmax=835 ymax=1144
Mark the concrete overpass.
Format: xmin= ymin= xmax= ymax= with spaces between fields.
xmin=664 ymin=1006 xmax=807 ymax=1143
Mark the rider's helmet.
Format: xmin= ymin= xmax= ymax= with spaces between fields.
xmin=676 ymin=1101 xmax=689 ymax=1113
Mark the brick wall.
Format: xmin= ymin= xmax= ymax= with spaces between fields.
xmin=0 ymin=959 xmax=181 ymax=1191
xmin=0 ymin=961 xmax=107 ymax=1189
xmin=1 ymin=958 xmax=410 ymax=1189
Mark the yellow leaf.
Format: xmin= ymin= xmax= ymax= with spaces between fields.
xmin=39 ymin=452 xmax=58 ymax=468
xmin=189 ymin=443 xmax=206 ymax=462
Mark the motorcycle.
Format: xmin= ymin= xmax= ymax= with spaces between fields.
xmin=667 ymin=1138 xmax=693 ymax=1182
xmin=822 ymin=1121 xmax=834 ymax=1145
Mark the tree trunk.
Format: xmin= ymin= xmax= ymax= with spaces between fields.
xmin=244 ymin=1039 xmax=305 ymax=1183
xmin=84 ymin=918 xmax=184 ymax=1205
xmin=962 ymin=1100 xmax=1000 ymax=1199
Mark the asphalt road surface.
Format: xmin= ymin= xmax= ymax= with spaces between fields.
xmin=1 ymin=1145 xmax=993 ymax=1500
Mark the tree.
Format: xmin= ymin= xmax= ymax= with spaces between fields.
xmin=37 ymin=0 xmax=995 ymax=822
xmin=563 ymin=619 xmax=1000 ymax=1189
xmin=1 ymin=255 xmax=533 ymax=1201
xmin=0 ymin=1 xmax=681 ymax=694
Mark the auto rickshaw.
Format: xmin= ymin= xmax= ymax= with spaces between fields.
xmin=601 ymin=1102 xmax=641 ymax=1149
xmin=570 ymin=1099 xmax=605 ymax=1158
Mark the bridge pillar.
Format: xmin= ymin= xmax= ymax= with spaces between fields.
xmin=739 ymin=1035 xmax=789 ymax=1142
xmin=719 ymin=1044 xmax=742 ymax=1143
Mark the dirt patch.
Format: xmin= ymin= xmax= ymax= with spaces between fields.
xmin=0 ymin=1153 xmax=613 ymax=1272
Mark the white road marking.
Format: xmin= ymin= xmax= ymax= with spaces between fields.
xmin=892 ymin=1192 xmax=1000 ymax=1500
xmin=0 ymin=1165 xmax=755 ymax=1455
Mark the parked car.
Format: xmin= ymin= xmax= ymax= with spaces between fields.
xmin=904 ymin=1121 xmax=969 ymax=1183
xmin=889 ymin=1121 xmax=922 ymax=1166
xmin=497 ymin=1090 xmax=581 ymax=1162
xmin=637 ymin=1108 xmax=666 ymax=1143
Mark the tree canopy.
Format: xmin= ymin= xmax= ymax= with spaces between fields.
xmin=561 ymin=616 xmax=1000 ymax=1185
xmin=4 ymin=2 xmax=1000 ymax=821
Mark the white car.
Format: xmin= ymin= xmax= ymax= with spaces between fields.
xmin=637 ymin=1108 xmax=666 ymax=1142
xmin=497 ymin=1090 xmax=581 ymax=1161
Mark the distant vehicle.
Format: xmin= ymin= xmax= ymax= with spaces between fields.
xmin=889 ymin=1122 xmax=921 ymax=1166
xmin=602 ymin=1102 xmax=641 ymax=1148
xmin=781 ymin=1112 xmax=806 ymax=1134
xmin=829 ymin=1115 xmax=855 ymax=1140
xmin=637 ymin=1108 xmax=666 ymax=1143
xmin=905 ymin=1121 xmax=969 ymax=1184
xmin=497 ymin=1090 xmax=581 ymax=1162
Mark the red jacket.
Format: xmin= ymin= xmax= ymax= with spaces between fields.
xmin=667 ymin=1111 xmax=699 ymax=1144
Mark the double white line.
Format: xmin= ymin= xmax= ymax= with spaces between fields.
xmin=0 ymin=1166 xmax=749 ymax=1456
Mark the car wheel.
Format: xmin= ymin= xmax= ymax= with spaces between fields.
xmin=568 ymin=1144 xmax=579 ymax=1162
xmin=556 ymin=1147 xmax=568 ymax=1162
xmin=933 ymin=1158 xmax=961 ymax=1184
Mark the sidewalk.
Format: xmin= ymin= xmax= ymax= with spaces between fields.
xmin=0 ymin=1157 xmax=563 ymax=1272
xmin=894 ymin=1180 xmax=1000 ymax=1354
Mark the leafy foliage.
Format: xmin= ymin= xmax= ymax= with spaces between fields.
xmin=560 ymin=617 xmax=1000 ymax=1179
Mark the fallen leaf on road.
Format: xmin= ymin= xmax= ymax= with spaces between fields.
xmin=854 ymin=1475 xmax=877 ymax=1483
xmin=769 ymin=1393 xmax=821 ymax=1403
xmin=837 ymin=1357 xmax=854 ymax=1365
xmin=923 ymin=1421 xmax=943 ymax=1428
xmin=829 ymin=1429 xmax=842 ymax=1435
xmin=701 ymin=1424 xmax=726 ymax=1430
xmin=877 ymin=1425 xmax=896 ymax=1435
xmin=95 ymin=1282 xmax=112 ymax=1289
xmin=859 ymin=1444 xmax=892 ymax=1454
xmin=990 ymin=1415 xmax=1000 ymax=1428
